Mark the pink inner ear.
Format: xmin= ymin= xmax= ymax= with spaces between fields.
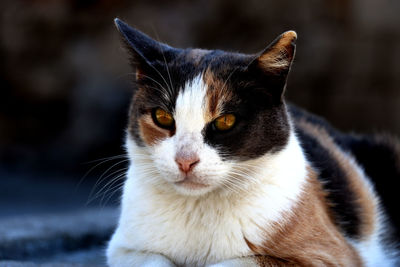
xmin=258 ymin=31 xmax=297 ymax=73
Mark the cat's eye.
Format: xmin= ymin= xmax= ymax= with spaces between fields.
xmin=152 ymin=108 xmax=174 ymax=129
xmin=214 ymin=114 xmax=236 ymax=131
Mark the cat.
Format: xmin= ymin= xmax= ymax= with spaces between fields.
xmin=107 ymin=18 xmax=400 ymax=266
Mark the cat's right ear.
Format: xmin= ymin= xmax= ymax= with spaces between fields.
xmin=114 ymin=18 xmax=177 ymax=77
xmin=248 ymin=31 xmax=297 ymax=100
xmin=253 ymin=31 xmax=297 ymax=78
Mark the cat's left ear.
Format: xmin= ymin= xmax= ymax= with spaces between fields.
xmin=255 ymin=31 xmax=297 ymax=77
xmin=114 ymin=18 xmax=178 ymax=77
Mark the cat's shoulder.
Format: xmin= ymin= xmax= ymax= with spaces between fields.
xmin=288 ymin=103 xmax=400 ymax=242
xmin=288 ymin=103 xmax=400 ymax=178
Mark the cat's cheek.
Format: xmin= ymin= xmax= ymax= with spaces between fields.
xmin=138 ymin=115 xmax=170 ymax=146
xmin=151 ymin=139 xmax=182 ymax=182
xmin=192 ymin=146 xmax=230 ymax=186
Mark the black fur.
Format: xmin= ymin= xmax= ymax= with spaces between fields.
xmin=290 ymin=105 xmax=362 ymax=239
xmin=200 ymin=52 xmax=291 ymax=160
xmin=290 ymin=104 xmax=400 ymax=241
xmin=116 ymin=19 xmax=292 ymax=160
xmin=341 ymin=134 xmax=400 ymax=242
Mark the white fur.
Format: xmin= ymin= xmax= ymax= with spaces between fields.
xmin=106 ymin=73 xmax=398 ymax=266
xmin=107 ymin=74 xmax=308 ymax=266
xmin=174 ymin=75 xmax=208 ymax=133
xmin=107 ymin=133 xmax=307 ymax=266
xmin=107 ymin=249 xmax=175 ymax=267
xmin=207 ymin=257 xmax=258 ymax=267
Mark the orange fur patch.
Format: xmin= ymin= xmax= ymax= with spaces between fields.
xmin=258 ymin=31 xmax=297 ymax=73
xmin=253 ymin=255 xmax=295 ymax=266
xmin=203 ymin=69 xmax=233 ymax=121
xmin=138 ymin=114 xmax=169 ymax=145
xmin=246 ymin=168 xmax=364 ymax=266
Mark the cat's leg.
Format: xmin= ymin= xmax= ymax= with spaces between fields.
xmin=207 ymin=255 xmax=296 ymax=267
xmin=107 ymin=246 xmax=176 ymax=267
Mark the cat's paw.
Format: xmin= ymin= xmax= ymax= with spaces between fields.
xmin=206 ymin=258 xmax=256 ymax=267
xmin=107 ymin=246 xmax=176 ymax=267
xmin=137 ymin=254 xmax=176 ymax=267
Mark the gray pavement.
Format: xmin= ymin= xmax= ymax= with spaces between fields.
xmin=0 ymin=208 xmax=118 ymax=267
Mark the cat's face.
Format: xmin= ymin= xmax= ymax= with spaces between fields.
xmin=116 ymin=19 xmax=296 ymax=196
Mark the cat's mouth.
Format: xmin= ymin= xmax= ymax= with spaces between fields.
xmin=174 ymin=178 xmax=209 ymax=190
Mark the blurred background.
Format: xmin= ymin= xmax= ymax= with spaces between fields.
xmin=1 ymin=0 xmax=400 ymax=265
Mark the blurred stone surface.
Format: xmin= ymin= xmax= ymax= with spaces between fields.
xmin=0 ymin=169 xmax=122 ymax=218
xmin=0 ymin=208 xmax=117 ymax=266
xmin=0 ymin=261 xmax=98 ymax=267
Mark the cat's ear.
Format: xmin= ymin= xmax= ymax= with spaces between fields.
xmin=255 ymin=31 xmax=297 ymax=76
xmin=114 ymin=18 xmax=177 ymax=75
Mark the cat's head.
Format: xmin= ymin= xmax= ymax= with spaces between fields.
xmin=115 ymin=19 xmax=296 ymax=196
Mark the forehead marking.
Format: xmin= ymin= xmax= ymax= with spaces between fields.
xmin=204 ymin=69 xmax=233 ymax=120
xmin=174 ymin=75 xmax=208 ymax=134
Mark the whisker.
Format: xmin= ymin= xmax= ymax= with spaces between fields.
xmin=151 ymin=26 xmax=175 ymax=95
xmin=122 ymin=72 xmax=173 ymax=104
xmin=221 ymin=177 xmax=242 ymax=194
xmin=134 ymin=73 xmax=174 ymax=109
xmin=228 ymin=168 xmax=261 ymax=180
xmin=87 ymin=168 xmax=128 ymax=203
xmin=135 ymin=73 xmax=169 ymax=92
xmin=102 ymin=182 xmax=125 ymax=207
xmin=75 ymin=154 xmax=127 ymax=190
xmin=88 ymin=169 xmax=126 ymax=202
xmin=88 ymin=159 xmax=130 ymax=201
xmin=138 ymin=64 xmax=173 ymax=99
xmin=82 ymin=154 xmax=127 ymax=164
xmin=99 ymin=172 xmax=127 ymax=205
xmin=154 ymin=31 xmax=175 ymax=96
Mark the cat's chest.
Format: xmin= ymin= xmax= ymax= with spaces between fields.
xmin=120 ymin=183 xmax=261 ymax=265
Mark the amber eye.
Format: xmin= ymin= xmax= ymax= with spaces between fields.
xmin=214 ymin=114 xmax=236 ymax=131
xmin=152 ymin=108 xmax=174 ymax=128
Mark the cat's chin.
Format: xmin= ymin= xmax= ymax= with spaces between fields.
xmin=175 ymin=179 xmax=209 ymax=189
xmin=172 ymin=180 xmax=215 ymax=196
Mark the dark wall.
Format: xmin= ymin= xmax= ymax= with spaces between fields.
xmin=1 ymin=0 xmax=400 ymax=177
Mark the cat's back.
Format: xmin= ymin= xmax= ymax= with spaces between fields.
xmin=289 ymin=104 xmax=400 ymax=265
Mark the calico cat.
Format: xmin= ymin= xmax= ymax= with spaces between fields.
xmin=107 ymin=18 xmax=400 ymax=266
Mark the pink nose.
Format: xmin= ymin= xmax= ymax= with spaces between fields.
xmin=175 ymin=155 xmax=200 ymax=173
